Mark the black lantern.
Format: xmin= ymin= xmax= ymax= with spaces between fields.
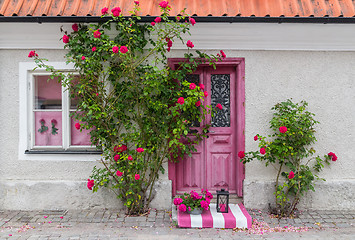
xmin=216 ymin=189 xmax=229 ymax=213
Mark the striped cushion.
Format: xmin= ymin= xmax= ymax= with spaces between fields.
xmin=176 ymin=203 xmax=252 ymax=229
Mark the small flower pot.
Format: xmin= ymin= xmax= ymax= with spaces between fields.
xmin=187 ymin=208 xmax=203 ymax=215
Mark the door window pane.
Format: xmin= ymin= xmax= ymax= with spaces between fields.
xmin=34 ymin=76 xmax=62 ymax=109
xmin=211 ymin=74 xmax=230 ymax=127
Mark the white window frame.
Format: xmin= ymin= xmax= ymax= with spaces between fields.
xmin=19 ymin=62 xmax=100 ymax=161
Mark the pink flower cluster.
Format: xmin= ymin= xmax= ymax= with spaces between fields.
xmin=174 ymin=189 xmax=213 ymax=212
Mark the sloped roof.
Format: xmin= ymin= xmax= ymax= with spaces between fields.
xmin=1 ymin=0 xmax=355 ymax=22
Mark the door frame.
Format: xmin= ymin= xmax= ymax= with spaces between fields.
xmin=167 ymin=58 xmax=245 ymax=197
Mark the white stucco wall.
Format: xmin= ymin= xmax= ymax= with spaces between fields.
xmin=0 ymin=22 xmax=354 ymax=211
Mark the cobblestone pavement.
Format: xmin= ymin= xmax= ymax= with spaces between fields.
xmin=0 ymin=208 xmax=354 ymax=239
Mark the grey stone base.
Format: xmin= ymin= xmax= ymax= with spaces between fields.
xmin=243 ymin=179 xmax=355 ymax=211
xmin=0 ymin=179 xmax=172 ymax=211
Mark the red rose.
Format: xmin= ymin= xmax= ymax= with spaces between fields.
xmin=114 ymin=144 xmax=127 ymax=152
xmin=220 ymin=50 xmax=226 ymax=58
xmin=87 ymin=179 xmax=94 ymax=190
xmin=254 ymin=135 xmax=258 ymax=141
xmin=151 ymin=22 xmax=156 ymax=26
xmin=28 ymin=50 xmax=38 ymax=58
xmin=279 ymin=126 xmax=288 ymax=133
xmin=189 ymin=17 xmax=196 ymax=26
xmin=134 ymin=1 xmax=140 ymax=5
xmin=120 ymin=46 xmax=128 ymax=54
xmin=63 ymin=35 xmax=69 ymax=43
xmin=216 ymin=103 xmax=223 ymax=110
xmin=260 ymin=147 xmax=266 ymax=155
xmin=167 ymin=47 xmax=171 ymax=52
xmin=195 ymin=100 xmax=201 ymax=107
xmin=92 ymin=46 xmax=96 ymax=52
xmin=112 ymin=46 xmax=119 ymax=53
xmin=288 ymin=171 xmax=295 ymax=179
xmin=155 ymin=17 xmax=161 ymax=23
xmin=186 ymin=40 xmax=194 ymax=48
xmin=101 ymin=7 xmax=108 ymax=15
xmin=72 ymin=23 xmax=78 ymax=32
xmin=189 ymin=83 xmax=196 ymax=90
xmin=114 ymin=154 xmax=120 ymax=161
xmin=238 ymin=151 xmax=245 ymax=159
xmin=328 ymin=152 xmax=338 ymax=161
xmin=159 ymin=1 xmax=169 ymax=8
xmin=167 ymin=39 xmax=173 ymax=48
xmin=81 ymin=56 xmax=85 ymax=60
xmin=75 ymin=122 xmax=81 ymax=130
xmin=177 ymin=97 xmax=185 ymax=105
xmin=128 ymin=155 xmax=133 ymax=161
xmin=199 ymin=83 xmax=205 ymax=90
xmin=51 ymin=119 xmax=57 ymax=125
xmin=116 ymin=170 xmax=123 ymax=177
xmin=136 ymin=147 xmax=144 ymax=153
xmin=135 ymin=174 xmax=140 ymax=180
xmin=204 ymin=91 xmax=208 ymax=97
xmin=93 ymin=30 xmax=101 ymax=38
xmin=111 ymin=7 xmax=121 ymax=17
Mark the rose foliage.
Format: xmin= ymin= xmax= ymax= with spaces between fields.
xmin=31 ymin=3 xmax=222 ymax=215
xmin=239 ymin=100 xmax=336 ymax=218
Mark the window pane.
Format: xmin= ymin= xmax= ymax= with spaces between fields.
xmin=70 ymin=116 xmax=92 ymax=146
xmin=34 ymin=112 xmax=62 ymax=146
xmin=211 ymin=74 xmax=230 ymax=127
xmin=34 ymin=76 xmax=62 ymax=109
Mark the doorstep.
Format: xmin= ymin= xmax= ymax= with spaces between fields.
xmin=172 ymin=203 xmax=252 ymax=229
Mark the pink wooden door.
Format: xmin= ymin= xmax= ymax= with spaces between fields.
xmin=169 ymin=59 xmax=245 ymax=197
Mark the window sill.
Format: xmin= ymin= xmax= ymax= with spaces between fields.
xmin=25 ymin=150 xmax=102 ymax=155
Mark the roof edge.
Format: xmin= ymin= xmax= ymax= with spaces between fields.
xmin=1 ymin=16 xmax=355 ymax=24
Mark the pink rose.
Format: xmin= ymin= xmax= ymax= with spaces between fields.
xmin=114 ymin=154 xmax=120 ymax=161
xmin=136 ymin=147 xmax=144 ymax=153
xmin=186 ymin=40 xmax=194 ymax=48
xmin=75 ymin=122 xmax=81 ymax=130
xmin=220 ymin=50 xmax=226 ymax=58
xmin=112 ymin=46 xmax=119 ymax=53
xmin=204 ymin=91 xmax=208 ymax=97
xmin=28 ymin=50 xmax=38 ymax=58
xmin=81 ymin=56 xmax=85 ymax=60
xmin=328 ymin=152 xmax=338 ymax=161
xmin=87 ymin=179 xmax=94 ymax=190
xmin=177 ymin=97 xmax=185 ymax=105
xmin=120 ymin=46 xmax=128 ymax=54
xmin=101 ymin=7 xmax=108 ymax=15
xmin=178 ymin=204 xmax=187 ymax=212
xmin=135 ymin=174 xmax=140 ymax=180
xmin=93 ymin=30 xmax=101 ymax=38
xmin=159 ymin=1 xmax=169 ymax=8
xmin=155 ymin=17 xmax=161 ymax=23
xmin=63 ymin=35 xmax=69 ymax=43
xmin=189 ymin=17 xmax=196 ymax=26
xmin=199 ymin=83 xmax=205 ymax=90
xmin=128 ymin=155 xmax=133 ymax=161
xmin=260 ymin=147 xmax=266 ymax=155
xmin=111 ymin=7 xmax=121 ymax=17
xmin=195 ymin=100 xmax=201 ymax=107
xmin=167 ymin=39 xmax=173 ymax=48
xmin=254 ymin=135 xmax=258 ymax=141
xmin=92 ymin=46 xmax=96 ymax=52
xmin=216 ymin=103 xmax=223 ymax=110
xmin=72 ymin=23 xmax=78 ymax=32
xmin=288 ymin=171 xmax=295 ymax=179
xmin=114 ymin=145 xmax=127 ymax=152
xmin=151 ymin=22 xmax=156 ymax=26
xmin=238 ymin=151 xmax=245 ymax=159
xmin=116 ymin=170 xmax=123 ymax=177
xmin=134 ymin=1 xmax=140 ymax=5
xmin=189 ymin=83 xmax=196 ymax=90
xmin=173 ymin=197 xmax=183 ymax=205
xmin=279 ymin=126 xmax=288 ymax=133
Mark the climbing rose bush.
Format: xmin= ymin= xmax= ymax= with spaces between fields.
xmin=239 ymin=99 xmax=336 ymax=218
xmin=31 ymin=2 xmax=224 ymax=215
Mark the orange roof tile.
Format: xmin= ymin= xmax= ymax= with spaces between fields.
xmin=0 ymin=0 xmax=354 ymax=18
